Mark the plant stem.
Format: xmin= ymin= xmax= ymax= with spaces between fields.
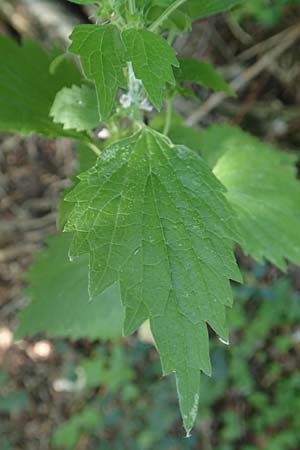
xmin=88 ymin=142 xmax=101 ymax=156
xmin=167 ymin=29 xmax=177 ymax=45
xmin=163 ymin=99 xmax=172 ymax=135
xmin=129 ymin=0 xmax=136 ymax=15
xmin=149 ymin=0 xmax=188 ymax=32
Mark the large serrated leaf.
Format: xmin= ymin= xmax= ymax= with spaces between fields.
xmin=69 ymin=24 xmax=126 ymax=121
xmin=0 ymin=36 xmax=85 ymax=139
xmin=57 ymin=142 xmax=97 ymax=231
xmin=200 ymin=125 xmax=300 ymax=270
xmin=16 ymin=233 xmax=124 ymax=341
xmin=64 ymin=127 xmax=241 ymax=433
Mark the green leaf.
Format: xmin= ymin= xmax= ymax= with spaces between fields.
xmin=174 ymin=58 xmax=235 ymax=96
xmin=146 ymin=3 xmax=192 ymax=32
xmin=16 ymin=233 xmax=124 ymax=341
xmin=80 ymin=347 xmax=134 ymax=391
xmin=150 ymin=112 xmax=203 ymax=151
xmin=200 ymin=125 xmax=300 ymax=270
xmin=64 ymin=127 xmax=241 ymax=433
xmin=188 ymin=0 xmax=245 ymax=19
xmin=149 ymin=0 xmax=245 ymax=22
xmin=67 ymin=0 xmax=97 ymax=3
xmin=0 ymin=390 xmax=29 ymax=414
xmin=50 ymin=84 xmax=99 ymax=132
xmin=57 ymin=142 xmax=97 ymax=231
xmin=122 ymin=29 xmax=179 ymax=110
xmin=69 ymin=24 xmax=126 ymax=121
xmin=76 ymin=141 xmax=98 ymax=172
xmin=0 ymin=36 xmax=85 ymax=139
xmin=53 ymin=407 xmax=100 ymax=450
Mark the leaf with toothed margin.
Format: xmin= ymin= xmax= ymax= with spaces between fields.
xmin=0 ymin=35 xmax=86 ymax=139
xmin=122 ymin=29 xmax=179 ymax=110
xmin=57 ymin=142 xmax=97 ymax=232
xmin=64 ymin=127 xmax=242 ymax=433
xmin=69 ymin=24 xmax=126 ymax=121
xmin=16 ymin=233 xmax=124 ymax=341
xmin=200 ymin=124 xmax=300 ymax=271
xmin=50 ymin=84 xmax=99 ymax=132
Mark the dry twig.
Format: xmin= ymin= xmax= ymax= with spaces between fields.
xmin=185 ymin=25 xmax=300 ymax=127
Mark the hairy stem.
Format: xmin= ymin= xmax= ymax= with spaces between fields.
xmin=149 ymin=0 xmax=188 ymax=32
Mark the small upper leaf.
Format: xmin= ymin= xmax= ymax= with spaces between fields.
xmin=51 ymin=84 xmax=99 ymax=132
xmin=64 ymin=127 xmax=241 ymax=432
xmin=69 ymin=24 xmax=126 ymax=121
xmin=122 ymin=29 xmax=179 ymax=110
xmin=16 ymin=233 xmax=124 ymax=341
xmin=174 ymin=58 xmax=235 ymax=96
xmin=0 ymin=36 xmax=84 ymax=139
xmin=200 ymin=125 xmax=300 ymax=270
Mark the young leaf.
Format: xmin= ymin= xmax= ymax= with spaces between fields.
xmin=69 ymin=24 xmax=126 ymax=121
xmin=0 ymin=36 xmax=85 ymax=139
xmin=122 ymin=29 xmax=179 ymax=110
xmin=64 ymin=127 xmax=241 ymax=433
xmin=174 ymin=58 xmax=235 ymax=96
xmin=200 ymin=125 xmax=300 ymax=270
xmin=50 ymin=84 xmax=99 ymax=132
xmin=16 ymin=233 xmax=124 ymax=341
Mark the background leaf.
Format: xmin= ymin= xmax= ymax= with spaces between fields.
xmin=67 ymin=0 xmax=97 ymax=3
xmin=16 ymin=233 xmax=124 ymax=341
xmin=188 ymin=0 xmax=246 ymax=19
xmin=174 ymin=58 xmax=235 ymax=96
xmin=52 ymin=407 xmax=100 ymax=450
xmin=148 ymin=0 xmax=245 ymax=23
xmin=150 ymin=112 xmax=202 ymax=151
xmin=51 ymin=84 xmax=99 ymax=132
xmin=0 ymin=36 xmax=85 ymax=139
xmin=200 ymin=125 xmax=300 ymax=270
